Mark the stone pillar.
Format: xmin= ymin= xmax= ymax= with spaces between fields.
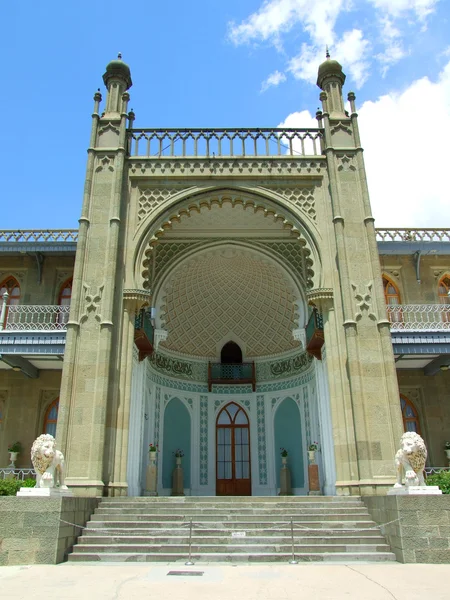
xmin=316 ymin=57 xmax=404 ymax=495
xmin=56 ymin=58 xmax=133 ymax=496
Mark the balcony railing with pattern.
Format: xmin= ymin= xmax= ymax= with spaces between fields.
xmin=376 ymin=229 xmax=450 ymax=242
xmin=0 ymin=230 xmax=79 ymax=243
xmin=127 ymin=128 xmax=324 ymax=158
xmin=0 ymin=305 xmax=70 ymax=331
xmin=208 ymin=362 xmax=256 ymax=392
xmin=387 ymin=304 xmax=450 ymax=331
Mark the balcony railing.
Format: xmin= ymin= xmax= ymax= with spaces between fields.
xmin=0 ymin=305 xmax=70 ymax=331
xmin=376 ymin=229 xmax=450 ymax=242
xmin=134 ymin=309 xmax=154 ymax=361
xmin=127 ymin=128 xmax=324 ymax=158
xmin=0 ymin=230 xmax=79 ymax=243
xmin=306 ymin=308 xmax=324 ymax=360
xmin=387 ymin=305 xmax=450 ymax=331
xmin=208 ymin=362 xmax=256 ymax=392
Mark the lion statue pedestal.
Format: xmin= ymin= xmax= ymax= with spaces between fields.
xmin=17 ymin=434 xmax=73 ymax=497
xmin=388 ymin=432 xmax=442 ymax=496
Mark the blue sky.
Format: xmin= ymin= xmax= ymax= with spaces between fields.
xmin=1 ymin=0 xmax=449 ymax=229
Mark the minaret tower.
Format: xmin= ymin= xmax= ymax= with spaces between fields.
xmin=56 ymin=55 xmax=134 ymax=496
xmin=316 ymin=52 xmax=404 ymax=494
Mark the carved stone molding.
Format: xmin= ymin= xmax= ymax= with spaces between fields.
xmin=307 ymin=288 xmax=333 ymax=305
xmin=154 ymin=328 xmax=168 ymax=351
xmin=260 ymin=185 xmax=316 ymax=221
xmin=351 ymin=281 xmax=377 ymax=321
xmin=137 ymin=187 xmax=186 ymax=222
xmin=129 ymin=158 xmax=326 ymax=178
xmin=80 ymin=283 xmax=104 ymax=323
xmin=123 ymin=288 xmax=152 ymax=309
xmin=336 ymin=153 xmax=356 ymax=172
xmin=95 ymin=155 xmax=115 ymax=173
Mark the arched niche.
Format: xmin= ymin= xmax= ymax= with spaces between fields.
xmin=162 ymin=398 xmax=191 ymax=490
xmin=274 ymin=398 xmax=304 ymax=490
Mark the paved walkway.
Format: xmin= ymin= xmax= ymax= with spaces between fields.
xmin=1 ymin=562 xmax=449 ymax=600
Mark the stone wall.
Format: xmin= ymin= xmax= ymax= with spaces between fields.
xmin=364 ymin=495 xmax=450 ymax=563
xmin=0 ymin=496 xmax=98 ymax=565
xmin=0 ymin=370 xmax=62 ymax=468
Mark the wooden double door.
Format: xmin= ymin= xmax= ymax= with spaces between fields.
xmin=216 ymin=402 xmax=251 ymax=496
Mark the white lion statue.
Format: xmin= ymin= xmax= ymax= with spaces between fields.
xmin=394 ymin=431 xmax=427 ymax=488
xmin=31 ymin=434 xmax=68 ymax=490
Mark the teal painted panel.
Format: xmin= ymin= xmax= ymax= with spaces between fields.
xmin=162 ymin=398 xmax=191 ymax=489
xmin=274 ymin=398 xmax=304 ymax=489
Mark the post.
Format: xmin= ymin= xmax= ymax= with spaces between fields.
xmin=185 ymin=518 xmax=194 ymax=565
xmin=289 ymin=518 xmax=298 ymax=564
xmin=0 ymin=291 xmax=9 ymax=330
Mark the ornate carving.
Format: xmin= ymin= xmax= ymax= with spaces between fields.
xmin=394 ymin=432 xmax=427 ymax=488
xmin=261 ymin=186 xmax=316 ymax=221
xmin=336 ymin=154 xmax=356 ymax=172
xmin=269 ymin=352 xmax=312 ymax=378
xmin=31 ymin=434 xmax=68 ymax=490
xmin=351 ymin=281 xmax=377 ymax=321
xmin=256 ymin=395 xmax=267 ymax=485
xmin=80 ymin=283 xmax=104 ymax=323
xmin=199 ymin=396 xmax=208 ymax=485
xmin=149 ymin=352 xmax=193 ymax=378
xmin=138 ymin=187 xmax=185 ymax=222
xmin=129 ymin=159 xmax=326 ymax=178
xmin=330 ymin=122 xmax=352 ymax=136
xmin=95 ymin=156 xmax=115 ymax=172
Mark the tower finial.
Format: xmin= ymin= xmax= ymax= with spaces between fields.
xmin=118 ymin=52 xmax=122 ymax=60
xmin=326 ymin=46 xmax=330 ymax=59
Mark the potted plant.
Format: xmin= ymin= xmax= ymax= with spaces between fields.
xmin=445 ymin=441 xmax=450 ymax=459
xmin=173 ymin=448 xmax=184 ymax=465
xmin=148 ymin=443 xmax=158 ymax=462
xmin=308 ymin=442 xmax=318 ymax=464
xmin=280 ymin=447 xmax=288 ymax=465
xmin=7 ymin=441 xmax=22 ymax=468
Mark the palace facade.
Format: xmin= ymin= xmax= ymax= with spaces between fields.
xmin=1 ymin=56 xmax=449 ymax=497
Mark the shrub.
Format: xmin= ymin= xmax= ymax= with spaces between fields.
xmin=0 ymin=478 xmax=36 ymax=496
xmin=426 ymin=470 xmax=450 ymax=494
xmin=0 ymin=479 xmax=22 ymax=496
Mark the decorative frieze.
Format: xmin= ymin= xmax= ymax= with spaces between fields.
xmin=351 ymin=281 xmax=377 ymax=322
xmin=261 ymin=186 xmax=316 ymax=221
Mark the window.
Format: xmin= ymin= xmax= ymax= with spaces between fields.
xmin=400 ymin=394 xmax=421 ymax=435
xmin=438 ymin=275 xmax=450 ymax=323
xmin=57 ymin=278 xmax=72 ymax=324
xmin=383 ymin=275 xmax=402 ymax=323
xmin=43 ymin=398 xmax=59 ymax=437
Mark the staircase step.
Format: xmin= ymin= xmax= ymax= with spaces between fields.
xmin=68 ymin=551 xmax=396 ymax=563
xmin=68 ymin=496 xmax=395 ymax=563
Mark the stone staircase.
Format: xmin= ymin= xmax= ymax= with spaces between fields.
xmin=68 ymin=496 xmax=396 ymax=563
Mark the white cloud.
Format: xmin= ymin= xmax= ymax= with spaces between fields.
xmin=288 ymin=29 xmax=370 ymax=88
xmin=229 ymin=0 xmax=440 ymax=88
xmin=358 ymin=60 xmax=450 ymax=226
xmin=277 ymin=61 xmax=450 ymax=226
xmin=228 ymin=0 xmax=345 ymax=47
xmin=368 ymin=0 xmax=439 ymax=20
xmin=261 ymin=70 xmax=287 ymax=92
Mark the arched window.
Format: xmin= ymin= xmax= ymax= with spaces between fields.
xmin=57 ymin=278 xmax=72 ymax=325
xmin=400 ymin=394 xmax=421 ymax=435
xmin=221 ymin=341 xmax=242 ymax=364
xmin=0 ymin=276 xmax=21 ymax=328
xmin=438 ymin=275 xmax=450 ymax=323
xmin=43 ymin=398 xmax=59 ymax=437
xmin=383 ymin=275 xmax=402 ymax=323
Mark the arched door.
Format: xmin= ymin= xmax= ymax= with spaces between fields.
xmin=216 ymin=402 xmax=251 ymax=496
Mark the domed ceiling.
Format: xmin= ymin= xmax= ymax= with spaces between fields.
xmin=159 ymin=247 xmax=300 ymax=358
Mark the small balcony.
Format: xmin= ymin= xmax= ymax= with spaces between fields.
xmin=134 ymin=309 xmax=154 ymax=361
xmin=306 ymin=308 xmax=324 ymax=360
xmin=0 ymin=305 xmax=70 ymax=331
xmin=208 ymin=362 xmax=256 ymax=392
xmin=387 ymin=305 xmax=450 ymax=331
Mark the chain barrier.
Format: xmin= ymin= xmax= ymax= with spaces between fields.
xmin=60 ymin=514 xmax=403 ymax=564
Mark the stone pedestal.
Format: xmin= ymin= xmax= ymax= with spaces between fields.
xmin=279 ymin=457 xmax=292 ymax=495
xmin=145 ymin=454 xmax=158 ymax=496
xmin=387 ymin=485 xmax=442 ymax=496
xmin=308 ymin=464 xmax=321 ymax=495
xmin=171 ymin=457 xmax=184 ymax=496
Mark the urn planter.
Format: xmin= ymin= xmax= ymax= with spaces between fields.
xmin=8 ymin=452 xmax=19 ymax=468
